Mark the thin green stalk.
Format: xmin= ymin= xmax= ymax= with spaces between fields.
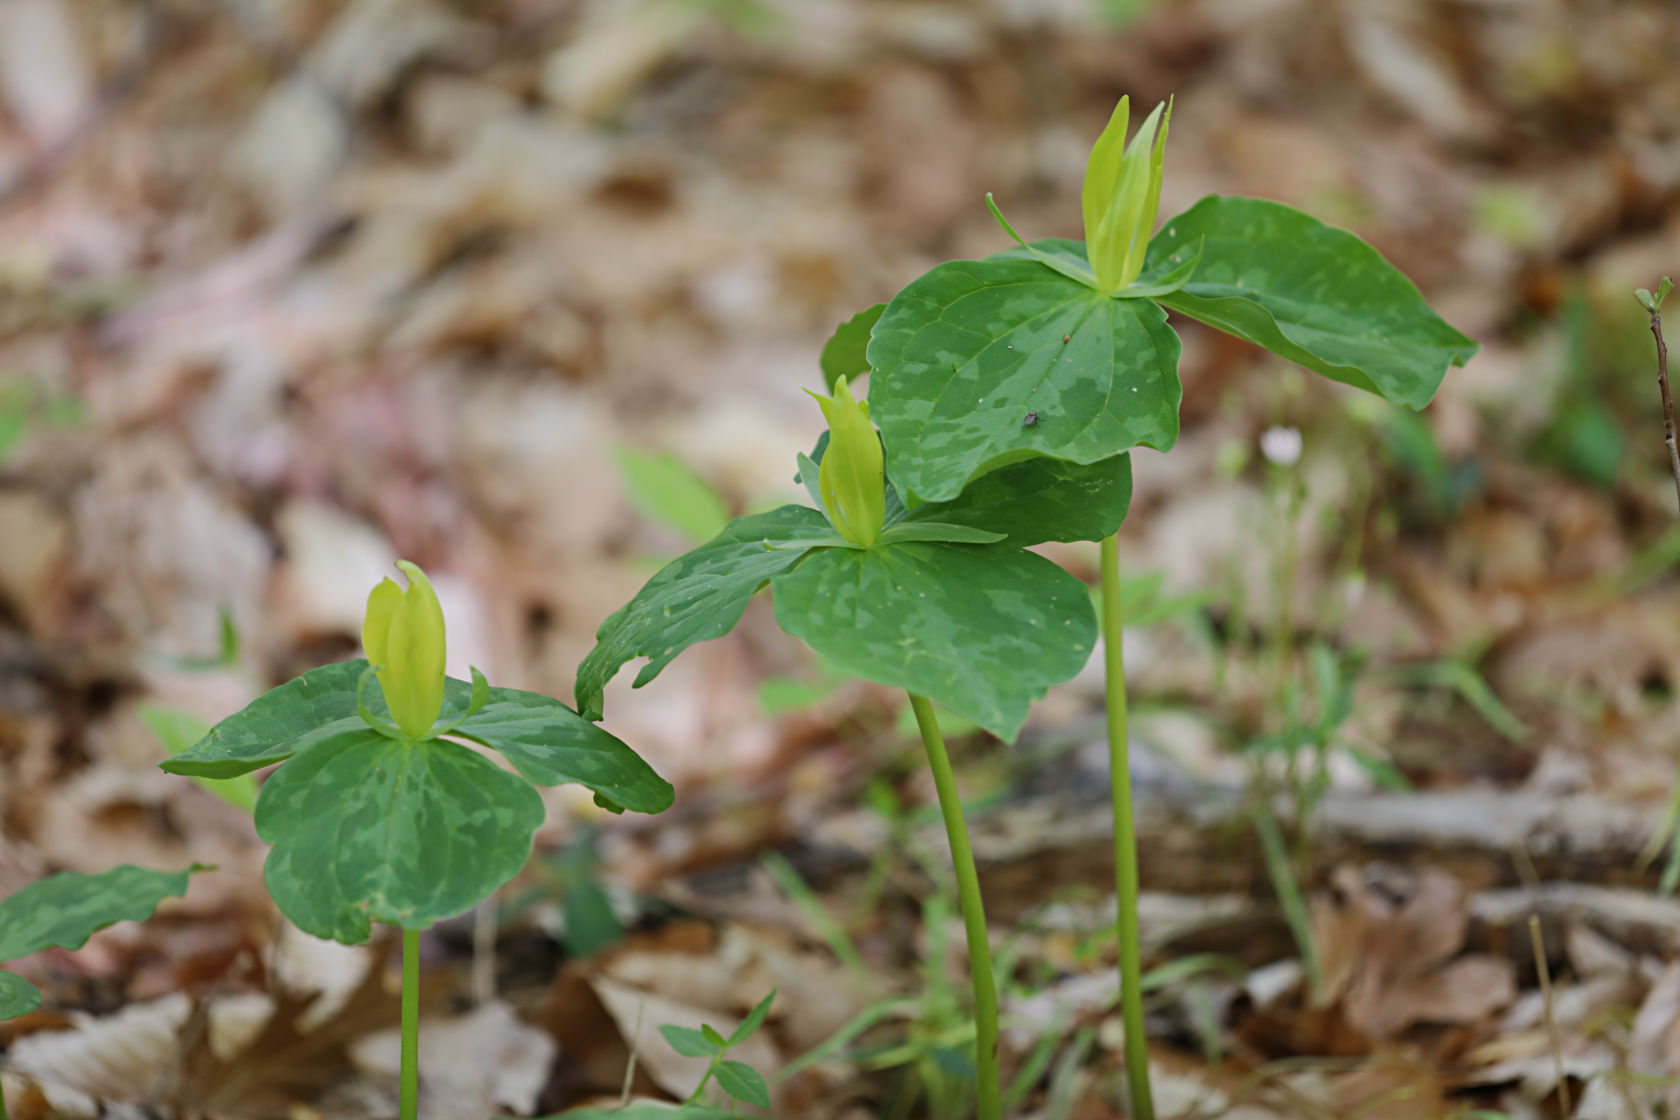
xmin=1251 ymin=794 xmax=1322 ymax=1004
xmin=401 ymin=927 xmax=420 ymax=1120
xmin=1099 ymin=533 xmax=1154 ymax=1120
xmin=908 ymin=693 xmax=1001 ymax=1120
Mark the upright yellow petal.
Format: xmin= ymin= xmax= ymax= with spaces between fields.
xmin=362 ymin=577 xmax=402 ymax=670
xmin=806 ymin=376 xmax=885 ymax=548
xmin=379 ymin=561 xmax=448 ymax=739
xmin=1083 ymin=96 xmax=1172 ymax=291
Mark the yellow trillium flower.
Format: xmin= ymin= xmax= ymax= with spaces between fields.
xmin=363 ymin=560 xmax=447 ymax=740
xmin=1083 ymin=95 xmax=1172 ymax=293
xmin=807 ymin=375 xmax=885 ymax=548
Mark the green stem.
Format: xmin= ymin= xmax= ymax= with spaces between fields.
xmin=1099 ymin=534 xmax=1154 ymax=1120
xmin=1251 ymin=793 xmax=1322 ymax=1004
xmin=908 ymin=693 xmax=1001 ymax=1120
xmin=401 ymin=927 xmax=420 ymax=1120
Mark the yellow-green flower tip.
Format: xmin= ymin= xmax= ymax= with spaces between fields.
xmin=807 ymin=375 xmax=885 ymax=548
xmin=363 ymin=560 xmax=447 ymax=739
xmin=1083 ymin=95 xmax=1172 ymax=292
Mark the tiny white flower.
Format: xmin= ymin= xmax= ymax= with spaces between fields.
xmin=1259 ymin=425 xmax=1303 ymax=467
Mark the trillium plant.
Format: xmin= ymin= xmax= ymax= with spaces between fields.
xmin=159 ymin=561 xmax=674 ymax=1120
xmin=593 ymin=94 xmax=1477 ymax=1120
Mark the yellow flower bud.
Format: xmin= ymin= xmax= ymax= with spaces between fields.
xmin=806 ymin=376 xmax=885 ymax=548
xmin=362 ymin=560 xmax=447 ymax=740
xmin=1083 ymin=96 xmax=1172 ymax=292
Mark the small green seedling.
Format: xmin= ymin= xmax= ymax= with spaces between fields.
xmin=825 ymin=94 xmax=1476 ymax=1120
xmin=658 ymin=990 xmax=776 ymax=1111
xmin=157 ymin=561 xmax=674 ymax=1120
xmin=0 ymin=866 xmax=199 ymax=1118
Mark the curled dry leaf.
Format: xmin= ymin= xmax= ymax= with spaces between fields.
xmin=1314 ymin=865 xmax=1515 ymax=1040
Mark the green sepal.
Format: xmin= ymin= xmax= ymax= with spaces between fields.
xmin=985 ymin=193 xmax=1099 ymax=289
xmin=1115 ymin=235 xmax=1202 ymax=299
xmin=429 ymin=665 xmax=492 ymax=737
xmin=355 ymin=663 xmax=407 ymax=741
xmin=795 ymin=452 xmax=826 ymax=516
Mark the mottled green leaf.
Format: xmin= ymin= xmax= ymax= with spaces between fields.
xmin=160 ymin=659 xmax=372 ymax=779
xmin=615 ymin=447 xmax=731 ymax=543
xmin=659 ymin=1024 xmax=720 ymax=1058
xmin=0 ymin=866 xmax=196 ymax=962
xmin=866 ymin=254 xmax=1181 ymax=501
xmin=0 ymin=970 xmax=42 ymax=1019
xmin=576 ymin=505 xmax=830 ymax=720
xmin=771 ymin=542 xmax=1096 ymax=742
xmin=898 ymin=452 xmax=1132 ymax=547
xmin=715 ymin=1060 xmax=771 ymax=1108
xmin=820 ymin=303 xmax=886 ymax=390
xmin=1149 ymin=195 xmax=1478 ymax=408
xmin=455 ymin=686 xmax=673 ymax=814
xmin=255 ymin=729 xmax=544 ymax=943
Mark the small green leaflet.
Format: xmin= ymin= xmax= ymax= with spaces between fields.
xmin=0 ymin=864 xmax=199 ymax=1019
xmin=575 ymin=505 xmax=830 ymax=720
xmin=164 ymin=661 xmax=672 ymax=815
xmin=771 ymin=542 xmax=1095 ymax=742
xmin=1147 ymin=195 xmax=1479 ymax=408
xmin=714 ymin=1060 xmax=771 ymax=1108
xmin=0 ymin=969 xmax=41 ymax=1019
xmin=819 ymin=303 xmax=885 ymax=391
xmin=731 ymin=988 xmax=775 ymax=1045
xmin=615 ymin=447 xmax=731 ymax=544
xmin=255 ymin=729 xmax=545 ymax=943
xmin=865 ymin=253 xmax=1182 ymax=502
xmin=659 ymin=1024 xmax=720 ymax=1058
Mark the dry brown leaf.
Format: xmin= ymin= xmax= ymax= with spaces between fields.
xmin=1316 ymin=866 xmax=1516 ymax=1041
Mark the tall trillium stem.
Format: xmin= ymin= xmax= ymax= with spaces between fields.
xmin=1100 ymin=534 xmax=1154 ymax=1120
xmin=908 ymin=693 xmax=1001 ymax=1120
xmin=401 ymin=928 xmax=420 ymax=1120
